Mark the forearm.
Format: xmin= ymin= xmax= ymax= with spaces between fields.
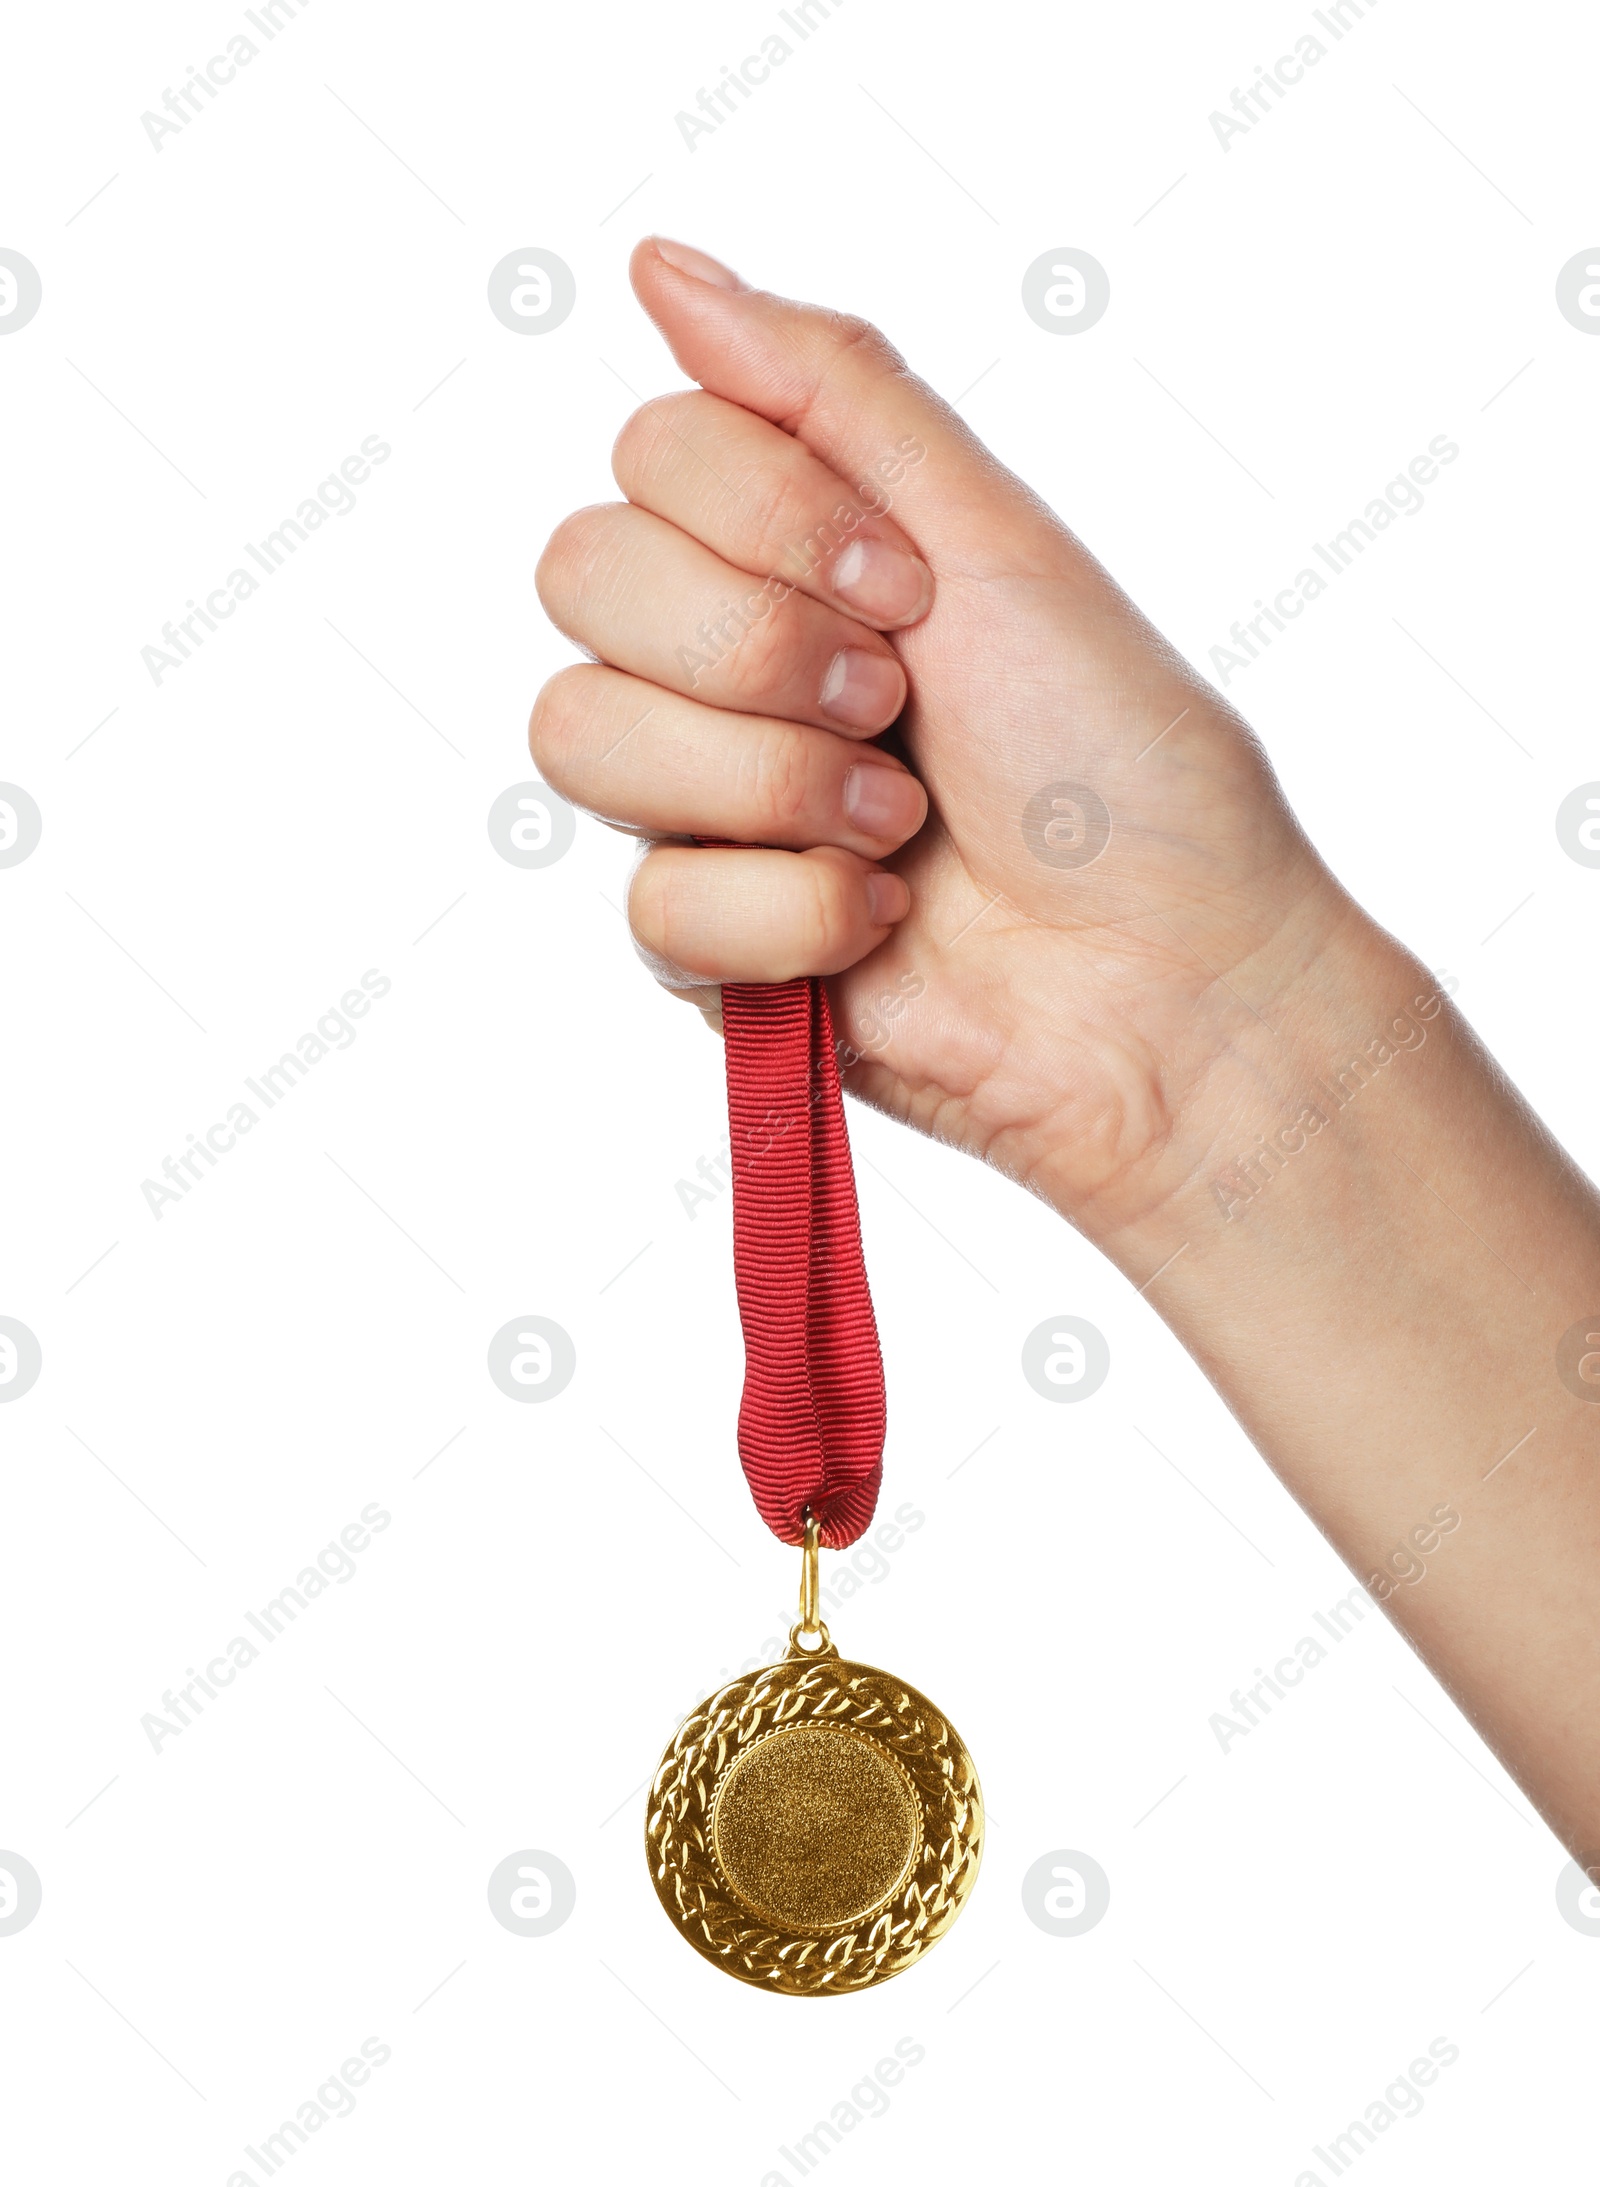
xmin=1073 ymin=905 xmax=1600 ymax=1853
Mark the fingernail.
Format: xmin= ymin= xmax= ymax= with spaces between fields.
xmin=866 ymin=871 xmax=911 ymax=925
xmin=830 ymin=537 xmax=933 ymax=627
xmin=651 ymin=237 xmax=745 ymax=291
xmin=819 ymin=647 xmax=905 ymax=731
xmin=843 ymin=761 xmax=925 ymax=841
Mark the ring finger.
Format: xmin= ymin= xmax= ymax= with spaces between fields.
xmin=529 ymin=664 xmax=927 ymax=855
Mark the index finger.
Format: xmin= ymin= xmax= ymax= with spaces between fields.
xmin=612 ymin=388 xmax=934 ymax=631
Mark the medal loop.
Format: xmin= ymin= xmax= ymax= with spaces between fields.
xmin=787 ymin=1617 xmax=835 ymax=1657
xmin=791 ymin=1511 xmax=831 ymax=1652
xmin=798 ymin=1510 xmax=821 ymax=1637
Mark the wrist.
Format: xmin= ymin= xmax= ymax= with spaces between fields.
xmin=1041 ymin=888 xmax=1441 ymax=1279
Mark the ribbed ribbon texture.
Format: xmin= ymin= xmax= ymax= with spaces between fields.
xmin=721 ymin=978 xmax=885 ymax=1549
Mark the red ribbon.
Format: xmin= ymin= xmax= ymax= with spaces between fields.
xmin=720 ymin=977 xmax=886 ymax=1549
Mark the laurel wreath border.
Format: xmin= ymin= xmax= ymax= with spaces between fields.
xmin=645 ymin=1650 xmax=984 ymax=1995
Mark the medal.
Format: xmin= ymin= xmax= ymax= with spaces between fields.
xmin=645 ymin=974 xmax=983 ymax=1993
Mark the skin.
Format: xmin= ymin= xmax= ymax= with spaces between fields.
xmin=532 ymin=236 xmax=1600 ymax=1861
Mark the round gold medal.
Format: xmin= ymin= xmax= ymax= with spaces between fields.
xmin=645 ymin=1578 xmax=983 ymax=1994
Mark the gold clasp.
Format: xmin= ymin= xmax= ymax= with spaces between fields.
xmin=789 ymin=1509 xmax=833 ymax=1656
xmin=799 ymin=1509 xmax=820 ymax=1634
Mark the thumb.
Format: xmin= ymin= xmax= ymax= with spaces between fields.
xmin=629 ymin=237 xmax=1064 ymax=574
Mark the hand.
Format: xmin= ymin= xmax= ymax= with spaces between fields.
xmin=530 ymin=237 xmax=1387 ymax=1246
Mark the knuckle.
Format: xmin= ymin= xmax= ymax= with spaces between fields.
xmin=725 ymin=588 xmax=808 ymax=700
xmin=733 ymin=463 xmax=813 ymax=573
xmin=534 ymin=502 xmax=623 ymax=617
xmin=627 ymin=849 xmax=698 ymax=973
xmin=608 ymin=405 xmax=657 ymax=490
xmin=527 ymin=665 xmax=600 ymax=785
xmin=611 ymin=392 xmax=702 ymax=492
xmin=819 ymin=310 xmax=903 ymax=382
xmin=746 ymin=724 xmax=818 ymax=836
xmin=777 ymin=313 xmax=910 ymax=446
xmin=625 ymin=847 xmax=668 ymax=950
xmin=798 ymin=857 xmax=860 ymax=965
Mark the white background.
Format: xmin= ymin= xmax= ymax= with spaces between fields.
xmin=2 ymin=0 xmax=1597 ymax=2179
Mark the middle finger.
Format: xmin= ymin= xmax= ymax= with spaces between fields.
xmin=536 ymin=501 xmax=907 ymax=735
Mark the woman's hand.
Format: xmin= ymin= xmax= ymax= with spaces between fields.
xmin=531 ymin=236 xmax=1379 ymax=1248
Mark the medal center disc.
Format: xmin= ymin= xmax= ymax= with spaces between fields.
xmin=710 ymin=1723 xmax=922 ymax=1932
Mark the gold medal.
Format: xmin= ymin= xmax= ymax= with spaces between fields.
xmin=646 ymin=1517 xmax=983 ymax=1993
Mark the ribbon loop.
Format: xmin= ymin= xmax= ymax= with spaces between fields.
xmin=721 ymin=978 xmax=886 ymax=1549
